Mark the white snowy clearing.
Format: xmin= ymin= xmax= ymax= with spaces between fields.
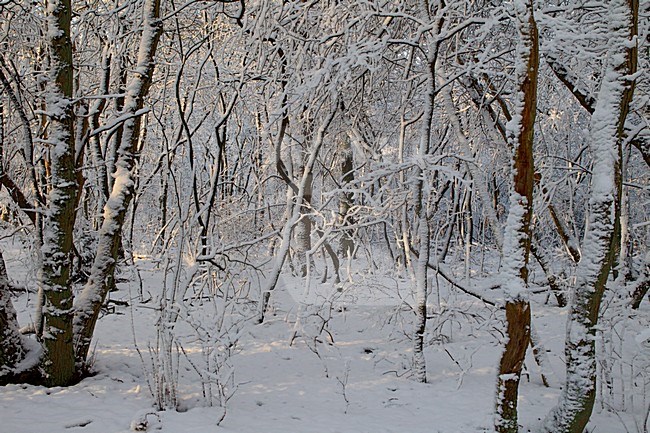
xmin=1 ymin=241 xmax=648 ymax=433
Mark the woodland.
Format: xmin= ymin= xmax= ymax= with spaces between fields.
xmin=0 ymin=0 xmax=648 ymax=432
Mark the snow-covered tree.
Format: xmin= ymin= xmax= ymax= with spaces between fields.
xmin=494 ymin=1 xmax=538 ymax=431
xmin=541 ymin=0 xmax=639 ymax=431
xmin=0 ymin=0 xmax=163 ymax=385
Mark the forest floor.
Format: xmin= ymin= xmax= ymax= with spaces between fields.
xmin=0 ymin=242 xmax=647 ymax=433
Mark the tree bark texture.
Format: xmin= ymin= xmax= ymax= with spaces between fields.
xmin=542 ymin=1 xmax=637 ymax=431
xmin=73 ymin=0 xmax=163 ymax=366
xmin=495 ymin=1 xmax=538 ymax=431
xmin=40 ymin=0 xmax=78 ymax=386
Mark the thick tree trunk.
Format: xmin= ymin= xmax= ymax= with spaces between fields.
xmin=73 ymin=0 xmax=163 ymax=367
xmin=542 ymin=1 xmax=637 ymax=431
xmin=494 ymin=1 xmax=538 ymax=431
xmin=40 ymin=0 xmax=79 ymax=387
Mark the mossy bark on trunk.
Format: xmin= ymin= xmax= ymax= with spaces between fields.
xmin=542 ymin=1 xmax=637 ymax=432
xmin=40 ymin=0 xmax=78 ymax=387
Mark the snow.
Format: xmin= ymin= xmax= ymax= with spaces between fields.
xmin=500 ymin=192 xmax=529 ymax=300
xmin=1 ymin=244 xmax=647 ymax=433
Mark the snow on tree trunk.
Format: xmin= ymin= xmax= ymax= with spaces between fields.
xmin=494 ymin=1 xmax=538 ymax=431
xmin=541 ymin=1 xmax=637 ymax=432
xmin=412 ymin=204 xmax=430 ymax=383
xmin=89 ymin=47 xmax=112 ymax=230
xmin=73 ymin=0 xmax=163 ymax=366
xmin=410 ymin=0 xmax=447 ymax=384
xmin=40 ymin=0 xmax=79 ymax=387
xmin=411 ymin=76 xmax=433 ymax=382
xmin=0 ymin=251 xmax=26 ymax=380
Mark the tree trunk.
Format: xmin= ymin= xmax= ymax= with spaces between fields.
xmin=89 ymin=47 xmax=112 ymax=230
xmin=40 ymin=0 xmax=78 ymax=386
xmin=294 ymin=161 xmax=313 ymax=277
xmin=531 ymin=241 xmax=567 ymax=307
xmin=411 ymin=0 xmax=443 ymax=382
xmin=73 ymin=0 xmax=163 ymax=367
xmin=258 ymin=102 xmax=338 ymax=323
xmin=0 ymin=251 xmax=27 ymax=380
xmin=542 ymin=1 xmax=637 ymax=431
xmin=338 ymin=135 xmax=355 ymax=258
xmin=495 ymin=1 xmax=538 ymax=431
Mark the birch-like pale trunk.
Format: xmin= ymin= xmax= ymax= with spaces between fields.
xmin=411 ymin=0 xmax=444 ymax=383
xmin=40 ymin=0 xmax=79 ymax=386
xmin=494 ymin=1 xmax=538 ymax=431
xmin=89 ymin=47 xmax=112 ymax=230
xmin=541 ymin=1 xmax=637 ymax=432
xmin=73 ymin=0 xmax=163 ymax=366
xmin=258 ymin=102 xmax=338 ymax=323
xmin=294 ymin=159 xmax=314 ymax=277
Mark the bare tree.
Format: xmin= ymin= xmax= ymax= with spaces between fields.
xmin=73 ymin=0 xmax=163 ymax=366
xmin=542 ymin=0 xmax=638 ymax=431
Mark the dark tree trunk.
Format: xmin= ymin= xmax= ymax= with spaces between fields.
xmin=495 ymin=1 xmax=538 ymax=431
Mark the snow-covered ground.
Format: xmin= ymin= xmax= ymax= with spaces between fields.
xmin=1 ymin=244 xmax=647 ymax=433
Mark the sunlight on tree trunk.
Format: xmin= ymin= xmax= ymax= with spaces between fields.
xmin=494 ymin=1 xmax=538 ymax=431
xmin=73 ymin=0 xmax=163 ymax=367
xmin=258 ymin=101 xmax=338 ymax=323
